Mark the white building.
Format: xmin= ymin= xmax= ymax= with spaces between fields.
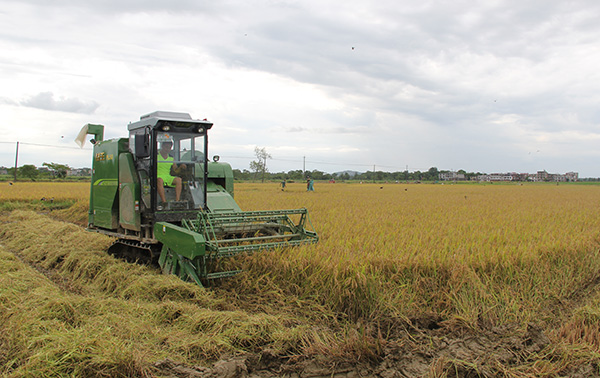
xmin=439 ymin=172 xmax=466 ymax=181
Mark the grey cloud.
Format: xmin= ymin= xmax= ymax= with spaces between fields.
xmin=330 ymin=126 xmax=368 ymax=134
xmin=210 ymin=1 xmax=600 ymax=112
xmin=285 ymin=126 xmax=308 ymax=133
xmin=0 ymin=97 xmax=17 ymax=105
xmin=20 ymin=92 xmax=99 ymax=114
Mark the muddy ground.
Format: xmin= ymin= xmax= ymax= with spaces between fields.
xmin=153 ymin=319 xmax=597 ymax=378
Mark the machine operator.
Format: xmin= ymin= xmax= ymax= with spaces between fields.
xmin=157 ymin=140 xmax=186 ymax=205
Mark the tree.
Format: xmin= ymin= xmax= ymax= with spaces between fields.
xmin=286 ymin=170 xmax=305 ymax=180
xmin=233 ymin=169 xmax=255 ymax=180
xmin=19 ymin=165 xmax=38 ymax=180
xmin=43 ymin=162 xmax=71 ymax=179
xmin=249 ymin=147 xmax=271 ymax=182
xmin=427 ymin=167 xmax=439 ymax=181
xmin=307 ymin=170 xmax=330 ymax=180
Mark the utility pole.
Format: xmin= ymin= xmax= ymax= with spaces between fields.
xmin=303 ymin=156 xmax=306 ymax=177
xmin=14 ymin=141 xmax=19 ymax=182
xmin=373 ymin=164 xmax=376 ymax=183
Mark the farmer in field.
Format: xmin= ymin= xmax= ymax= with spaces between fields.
xmin=157 ymin=139 xmax=185 ymax=205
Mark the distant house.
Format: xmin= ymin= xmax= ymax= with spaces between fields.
xmin=478 ymin=173 xmax=515 ymax=182
xmin=535 ymin=171 xmax=549 ymax=182
xmin=533 ymin=170 xmax=578 ymax=182
xmin=439 ymin=172 xmax=465 ymax=181
xmin=565 ymin=172 xmax=579 ymax=182
xmin=67 ymin=168 xmax=92 ymax=176
xmin=477 ymin=170 xmax=578 ymax=182
xmin=510 ymin=172 xmax=530 ymax=181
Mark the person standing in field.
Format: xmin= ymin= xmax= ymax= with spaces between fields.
xmin=307 ymin=178 xmax=314 ymax=191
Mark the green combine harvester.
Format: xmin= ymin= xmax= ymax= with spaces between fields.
xmin=76 ymin=111 xmax=318 ymax=287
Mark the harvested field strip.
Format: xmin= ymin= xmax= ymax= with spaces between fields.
xmin=51 ymin=199 xmax=89 ymax=227
xmin=0 ymin=211 xmax=341 ymax=377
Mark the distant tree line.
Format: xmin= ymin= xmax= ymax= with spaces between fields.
xmin=233 ymin=167 xmax=485 ymax=182
xmin=0 ymin=163 xmax=90 ymax=181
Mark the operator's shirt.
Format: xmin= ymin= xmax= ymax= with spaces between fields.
xmin=157 ymin=154 xmax=176 ymax=187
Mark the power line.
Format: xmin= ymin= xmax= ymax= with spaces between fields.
xmin=0 ymin=141 xmax=92 ymax=151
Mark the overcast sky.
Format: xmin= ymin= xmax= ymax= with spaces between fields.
xmin=1 ymin=0 xmax=599 ymax=176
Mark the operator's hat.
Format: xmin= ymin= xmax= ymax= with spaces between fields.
xmin=157 ymin=133 xmax=173 ymax=143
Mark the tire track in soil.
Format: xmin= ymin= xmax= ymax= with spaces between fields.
xmin=150 ymin=321 xmax=564 ymax=378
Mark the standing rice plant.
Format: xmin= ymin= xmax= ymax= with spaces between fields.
xmin=234 ymin=183 xmax=600 ymax=327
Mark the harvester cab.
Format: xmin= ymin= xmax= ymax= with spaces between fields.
xmin=128 ymin=112 xmax=224 ymax=216
xmin=78 ymin=111 xmax=318 ymax=287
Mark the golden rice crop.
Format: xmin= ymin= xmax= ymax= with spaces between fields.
xmin=232 ymin=182 xmax=600 ymax=325
xmin=237 ymin=182 xmax=600 ymax=264
xmin=0 ymin=182 xmax=89 ymax=202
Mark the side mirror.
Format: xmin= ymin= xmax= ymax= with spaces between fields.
xmin=135 ymin=134 xmax=150 ymax=158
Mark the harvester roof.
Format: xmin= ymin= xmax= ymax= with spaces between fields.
xmin=127 ymin=111 xmax=213 ymax=132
